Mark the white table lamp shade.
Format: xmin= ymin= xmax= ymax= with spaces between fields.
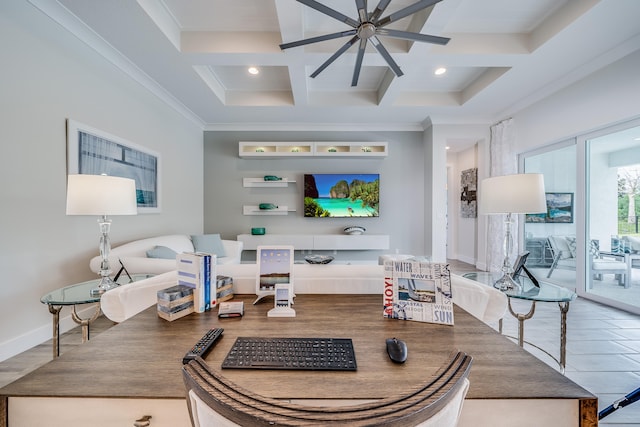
xmin=66 ymin=174 xmax=137 ymax=216
xmin=478 ymin=173 xmax=546 ymax=215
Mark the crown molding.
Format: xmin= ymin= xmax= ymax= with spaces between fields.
xmin=203 ymin=122 xmax=427 ymax=132
xmin=27 ymin=0 xmax=205 ymax=129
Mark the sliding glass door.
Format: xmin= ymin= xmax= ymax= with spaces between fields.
xmin=521 ymin=119 xmax=640 ymax=314
xmin=584 ymin=122 xmax=640 ymax=313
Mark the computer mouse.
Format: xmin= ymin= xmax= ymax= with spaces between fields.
xmin=386 ymin=337 xmax=408 ymax=363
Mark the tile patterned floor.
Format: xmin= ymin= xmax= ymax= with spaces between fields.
xmin=1 ymin=262 xmax=640 ymax=425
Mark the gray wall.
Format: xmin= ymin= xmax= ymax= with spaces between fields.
xmin=515 ymin=49 xmax=640 ymax=153
xmin=448 ymin=146 xmax=479 ymax=265
xmin=0 ymin=2 xmax=204 ymax=361
xmin=203 ymin=131 xmax=427 ymax=262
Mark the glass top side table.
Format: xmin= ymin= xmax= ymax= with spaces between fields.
xmin=41 ymin=274 xmax=152 ymax=358
xmin=463 ymin=271 xmax=576 ymax=372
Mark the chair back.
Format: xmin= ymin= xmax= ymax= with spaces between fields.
xmin=183 ymin=351 xmax=472 ymax=427
xmin=547 ymin=236 xmax=574 ymax=259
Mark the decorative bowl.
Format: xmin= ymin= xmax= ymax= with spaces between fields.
xmin=304 ymin=255 xmax=334 ymax=264
xmin=259 ymin=203 xmax=278 ymax=210
xmin=344 ymin=226 xmax=366 ymax=235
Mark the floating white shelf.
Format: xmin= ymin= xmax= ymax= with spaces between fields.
xmin=239 ymin=142 xmax=313 ymax=158
xmin=243 ymin=178 xmax=296 ymax=188
xmin=314 ymin=142 xmax=387 ymax=158
xmin=237 ymin=234 xmax=390 ymax=250
xmin=242 ymin=206 xmax=295 ymax=216
xmin=239 ymin=141 xmax=387 ymax=158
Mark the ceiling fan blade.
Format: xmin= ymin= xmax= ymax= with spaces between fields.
xmin=297 ymin=0 xmax=359 ymax=28
xmin=376 ymin=0 xmax=442 ymax=27
xmin=310 ymin=35 xmax=360 ymax=78
xmin=369 ymin=0 xmax=391 ymax=22
xmin=356 ymin=0 xmax=368 ymax=22
xmin=352 ymin=38 xmax=367 ymax=86
xmin=280 ymin=29 xmax=357 ymax=50
xmin=369 ymin=36 xmax=403 ymax=77
xmin=376 ymin=28 xmax=450 ymax=45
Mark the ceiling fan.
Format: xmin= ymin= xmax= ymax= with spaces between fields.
xmin=279 ymin=0 xmax=450 ymax=86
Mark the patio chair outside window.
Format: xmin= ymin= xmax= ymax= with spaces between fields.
xmin=546 ymin=235 xmax=628 ymax=287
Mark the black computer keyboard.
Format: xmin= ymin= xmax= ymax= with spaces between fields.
xmin=221 ymin=337 xmax=357 ymax=371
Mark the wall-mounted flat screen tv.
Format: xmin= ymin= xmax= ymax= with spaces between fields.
xmin=304 ymin=173 xmax=379 ymax=217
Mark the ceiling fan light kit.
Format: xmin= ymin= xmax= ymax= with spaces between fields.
xmin=280 ymin=0 xmax=450 ymax=86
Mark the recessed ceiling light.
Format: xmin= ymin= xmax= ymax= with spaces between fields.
xmin=634 ymin=137 xmax=640 ymax=141
xmin=434 ymin=67 xmax=447 ymax=76
xmin=446 ymin=146 xmax=450 ymax=150
xmin=248 ymin=67 xmax=259 ymax=75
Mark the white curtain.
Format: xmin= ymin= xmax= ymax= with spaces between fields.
xmin=487 ymin=118 xmax=517 ymax=272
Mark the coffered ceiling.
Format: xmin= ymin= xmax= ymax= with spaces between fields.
xmin=29 ymin=0 xmax=640 ymax=130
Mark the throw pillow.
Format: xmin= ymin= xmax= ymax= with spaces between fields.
xmin=146 ymin=245 xmax=178 ymax=259
xmin=191 ymin=234 xmax=227 ymax=257
xmin=589 ymin=240 xmax=600 ymax=257
xmin=625 ymin=236 xmax=640 ymax=253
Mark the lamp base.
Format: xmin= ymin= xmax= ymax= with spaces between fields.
xmin=493 ymin=273 xmax=522 ymax=293
xmin=90 ymin=276 xmax=120 ymax=296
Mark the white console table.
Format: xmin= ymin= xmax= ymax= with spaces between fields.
xmin=237 ymin=234 xmax=390 ymax=251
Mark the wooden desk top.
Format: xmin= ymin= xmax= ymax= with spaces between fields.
xmin=1 ymin=294 xmax=595 ymax=405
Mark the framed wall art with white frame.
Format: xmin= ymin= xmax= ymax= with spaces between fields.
xmin=66 ymin=119 xmax=161 ymax=213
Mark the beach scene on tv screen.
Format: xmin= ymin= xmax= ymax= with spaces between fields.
xmin=304 ymin=173 xmax=379 ymax=217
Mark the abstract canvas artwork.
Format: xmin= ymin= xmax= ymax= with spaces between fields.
xmin=67 ymin=119 xmax=161 ymax=213
xmin=526 ymin=192 xmax=574 ymax=223
xmin=460 ymin=168 xmax=477 ymax=218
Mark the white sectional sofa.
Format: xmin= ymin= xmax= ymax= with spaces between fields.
xmin=89 ymin=234 xmax=243 ymax=276
xmin=100 ymin=263 xmax=507 ymax=325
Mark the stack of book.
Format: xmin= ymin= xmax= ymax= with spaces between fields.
xmin=157 ymin=285 xmax=194 ymax=321
xmin=177 ymin=252 xmax=217 ymax=313
xmin=216 ymin=275 xmax=234 ymax=303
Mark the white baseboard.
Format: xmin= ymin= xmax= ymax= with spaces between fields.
xmin=456 ymin=254 xmax=476 ymax=265
xmin=0 ymin=305 xmax=99 ymax=363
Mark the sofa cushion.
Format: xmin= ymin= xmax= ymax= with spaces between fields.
xmin=146 ymin=245 xmax=178 ymax=259
xmin=191 ymin=234 xmax=226 ymax=257
xmin=592 ymin=258 xmax=626 ymax=272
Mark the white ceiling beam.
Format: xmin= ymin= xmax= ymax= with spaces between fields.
xmin=529 ymin=0 xmax=600 ymax=51
xmin=136 ymin=0 xmax=181 ymax=51
xmin=275 ymin=0 xmax=310 ymax=106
